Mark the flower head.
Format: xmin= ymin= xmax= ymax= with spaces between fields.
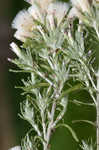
xmin=12 ymin=10 xmax=34 ymax=42
xmin=71 ymin=0 xmax=91 ymax=14
xmin=47 ymin=2 xmax=69 ymax=29
xmin=69 ymin=0 xmax=93 ymax=25
xmin=10 ymin=42 xmax=23 ymax=59
xmin=25 ymin=0 xmax=53 ymax=11
xmin=68 ymin=7 xmax=79 ymax=19
xmin=28 ymin=4 xmax=44 ymax=23
xmin=68 ymin=7 xmax=85 ymax=21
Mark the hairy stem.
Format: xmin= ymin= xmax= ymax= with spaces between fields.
xmin=41 ymin=111 xmax=47 ymax=150
xmin=52 ymin=102 xmax=67 ymax=128
xmin=44 ymin=101 xmax=56 ymax=150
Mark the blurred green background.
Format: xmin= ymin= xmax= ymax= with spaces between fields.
xmin=0 ymin=0 xmax=96 ymax=150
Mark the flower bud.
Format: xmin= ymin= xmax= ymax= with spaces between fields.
xmin=10 ymin=42 xmax=23 ymax=59
xmin=8 ymin=146 xmax=21 ymax=150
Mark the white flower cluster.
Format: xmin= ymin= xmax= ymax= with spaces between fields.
xmin=12 ymin=0 xmax=69 ymax=42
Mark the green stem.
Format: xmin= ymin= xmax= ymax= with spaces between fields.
xmin=97 ymin=70 xmax=99 ymax=150
xmin=94 ymin=22 xmax=99 ymax=150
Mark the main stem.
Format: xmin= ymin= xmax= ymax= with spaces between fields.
xmin=97 ymin=70 xmax=99 ymax=150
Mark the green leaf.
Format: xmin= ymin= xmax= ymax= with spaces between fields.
xmin=15 ymin=83 xmax=49 ymax=91
xmin=34 ymin=135 xmax=47 ymax=144
xmin=55 ymin=123 xmax=79 ymax=142
xmin=9 ymin=69 xmax=33 ymax=73
xmin=58 ymin=83 xmax=84 ymax=100
xmin=70 ymin=99 xmax=95 ymax=107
